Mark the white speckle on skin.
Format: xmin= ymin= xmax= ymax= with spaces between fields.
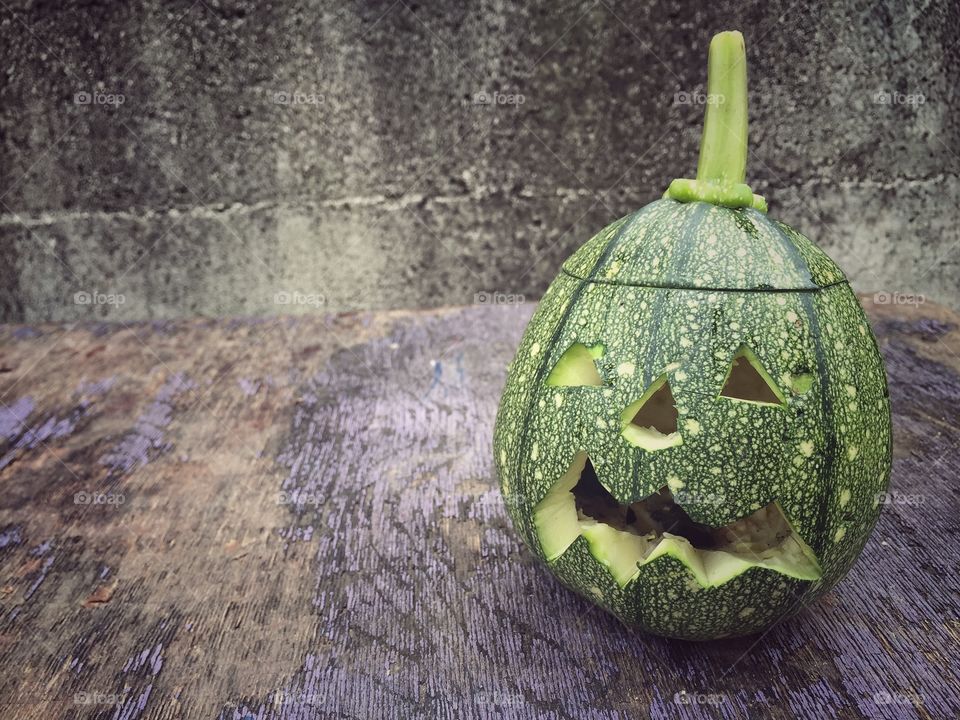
xmin=664 ymin=362 xmax=681 ymax=372
xmin=531 ymin=443 xmax=539 ymax=460
xmin=834 ymin=527 xmax=846 ymax=542
xmin=786 ymin=311 xmax=798 ymax=323
xmin=799 ymin=440 xmax=815 ymax=457
xmin=667 ymin=475 xmax=684 ymax=491
xmin=554 ymin=393 xmax=564 ymax=408
xmin=675 ymin=370 xmax=687 ymax=382
xmin=776 ymin=296 xmax=787 ymax=306
xmin=617 ymin=362 xmax=635 ymax=378
xmin=739 ymin=607 xmax=755 ymax=618
xmin=684 ymin=418 xmax=701 ymax=435
xmin=839 ymin=488 xmax=851 ymax=507
xmin=596 ymin=417 xmax=607 ymax=429
xmin=845 ymin=384 xmax=857 ymax=397
xmin=848 ymin=446 xmax=859 ymax=461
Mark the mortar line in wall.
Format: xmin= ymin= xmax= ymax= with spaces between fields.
xmin=0 ymin=172 xmax=956 ymax=228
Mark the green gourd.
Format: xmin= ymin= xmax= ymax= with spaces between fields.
xmin=493 ymin=31 xmax=891 ymax=640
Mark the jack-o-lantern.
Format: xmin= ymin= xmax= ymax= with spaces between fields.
xmin=493 ymin=31 xmax=891 ymax=640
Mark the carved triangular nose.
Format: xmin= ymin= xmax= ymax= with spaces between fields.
xmin=719 ymin=345 xmax=785 ymax=406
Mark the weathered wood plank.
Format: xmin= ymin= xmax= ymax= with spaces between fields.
xmin=0 ymin=297 xmax=958 ymax=719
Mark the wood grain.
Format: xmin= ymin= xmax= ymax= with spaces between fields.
xmin=0 ymin=297 xmax=958 ymax=719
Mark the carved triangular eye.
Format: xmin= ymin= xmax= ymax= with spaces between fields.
xmin=546 ymin=343 xmax=604 ymax=387
xmin=620 ymin=375 xmax=683 ymax=451
xmin=719 ymin=345 xmax=785 ymax=406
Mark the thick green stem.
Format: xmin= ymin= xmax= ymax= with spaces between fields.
xmin=696 ymin=31 xmax=747 ymax=186
xmin=664 ymin=30 xmax=766 ymax=212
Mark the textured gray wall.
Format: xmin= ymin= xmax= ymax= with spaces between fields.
xmin=1 ymin=0 xmax=958 ymax=321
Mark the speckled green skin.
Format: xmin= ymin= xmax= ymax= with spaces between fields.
xmin=493 ymin=199 xmax=892 ymax=640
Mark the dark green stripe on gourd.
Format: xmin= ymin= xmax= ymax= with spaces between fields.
xmin=562 ymin=201 xmax=846 ymax=290
xmin=493 ymin=30 xmax=891 ymax=640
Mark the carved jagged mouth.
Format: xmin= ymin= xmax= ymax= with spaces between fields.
xmin=534 ymin=453 xmax=822 ymax=588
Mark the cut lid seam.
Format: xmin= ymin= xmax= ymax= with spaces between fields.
xmin=560 ymin=267 xmax=849 ymax=293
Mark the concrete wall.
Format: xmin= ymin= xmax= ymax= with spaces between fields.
xmin=1 ymin=0 xmax=958 ymax=322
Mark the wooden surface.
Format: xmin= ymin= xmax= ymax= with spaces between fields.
xmin=0 ymin=297 xmax=958 ymax=720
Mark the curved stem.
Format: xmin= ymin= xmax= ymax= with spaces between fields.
xmin=696 ymin=31 xmax=748 ymax=185
xmin=664 ymin=30 xmax=766 ymax=212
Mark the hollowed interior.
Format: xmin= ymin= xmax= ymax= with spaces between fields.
xmin=534 ymin=453 xmax=821 ymax=588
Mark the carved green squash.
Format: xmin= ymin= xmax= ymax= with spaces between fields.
xmin=493 ymin=31 xmax=891 ymax=640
